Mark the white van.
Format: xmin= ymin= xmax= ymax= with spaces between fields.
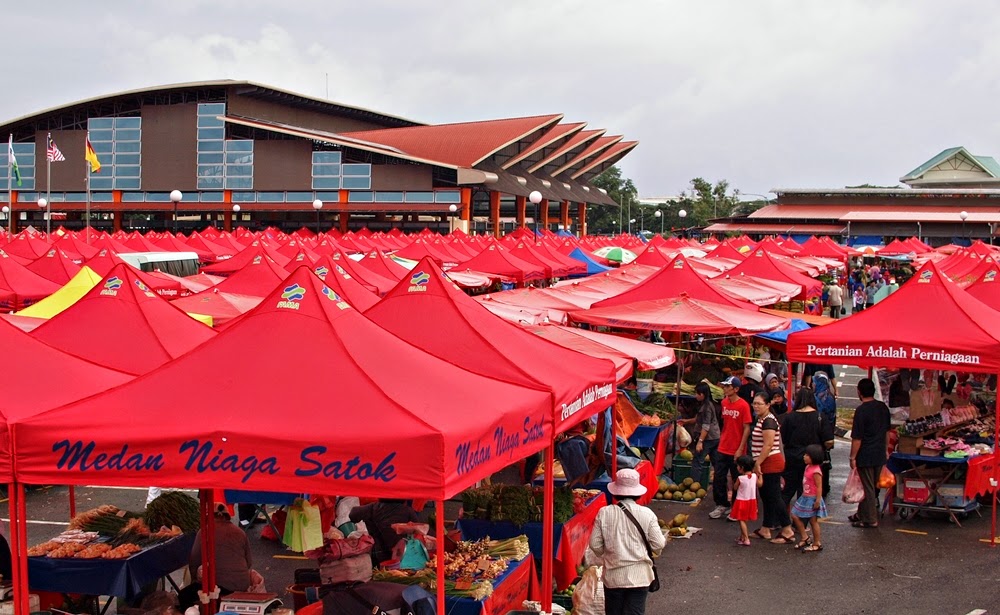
xmin=117 ymin=252 xmax=200 ymax=277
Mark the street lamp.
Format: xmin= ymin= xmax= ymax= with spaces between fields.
xmin=629 ymin=218 xmax=636 ymax=234
xmin=37 ymin=197 xmax=49 ymax=236
xmin=960 ymin=210 xmax=969 ymax=242
xmin=2 ymin=205 xmax=9 ymax=235
xmin=448 ymin=203 xmax=458 ymax=232
xmin=232 ymin=204 xmax=241 ymax=213
xmin=529 ymin=190 xmax=542 ymax=244
xmin=654 ymin=209 xmax=663 ymax=235
xmin=169 ymin=190 xmax=183 ymax=234
xmin=313 ymin=198 xmax=323 ymax=231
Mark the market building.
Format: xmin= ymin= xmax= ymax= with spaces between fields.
xmin=706 ymin=146 xmax=1000 ymax=245
xmin=0 ymin=80 xmax=634 ymax=236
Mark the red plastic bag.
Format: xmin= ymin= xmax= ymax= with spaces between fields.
xmin=842 ymin=468 xmax=864 ymax=504
xmin=260 ymin=509 xmax=287 ymax=541
xmin=877 ymin=466 xmax=896 ymax=489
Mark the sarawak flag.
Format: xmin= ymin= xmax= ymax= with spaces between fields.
xmin=84 ymin=136 xmax=101 ymax=173
xmin=7 ymin=134 xmax=21 ymax=187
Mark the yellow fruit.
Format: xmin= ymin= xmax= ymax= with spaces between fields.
xmin=682 ymin=477 xmax=694 ymax=487
xmin=690 ymin=482 xmax=701 ymax=492
xmin=672 ymin=492 xmax=684 ymax=501
xmin=668 ymin=527 xmax=687 ymax=536
xmin=671 ymin=514 xmax=688 ymax=527
xmin=678 ymin=449 xmax=694 ymax=461
xmin=696 ymin=489 xmax=707 ymax=498
xmin=682 ymin=492 xmax=695 ymax=502
xmin=658 ymin=479 xmax=670 ymax=491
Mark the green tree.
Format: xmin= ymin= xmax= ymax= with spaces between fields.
xmin=588 ymin=166 xmax=637 ymax=235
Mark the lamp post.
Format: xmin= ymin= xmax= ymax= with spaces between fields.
xmin=312 ymin=198 xmax=323 ymax=232
xmin=2 ymin=205 xmax=9 ymax=235
xmin=654 ymin=209 xmax=663 ymax=236
xmin=629 ymin=218 xmax=636 ymax=235
xmin=232 ymin=204 xmax=241 ymax=213
xmin=529 ymin=190 xmax=542 ymax=244
xmin=37 ymin=197 xmax=49 ymax=236
xmin=169 ymin=190 xmax=183 ymax=234
xmin=448 ymin=203 xmax=458 ymax=233
xmin=960 ymin=210 xmax=969 ymax=243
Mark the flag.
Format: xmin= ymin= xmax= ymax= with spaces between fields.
xmin=46 ymin=133 xmax=65 ymax=162
xmin=7 ymin=134 xmax=21 ymax=187
xmin=84 ymin=135 xmax=101 ymax=173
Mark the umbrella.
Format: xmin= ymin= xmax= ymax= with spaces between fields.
xmin=592 ymin=246 xmax=638 ymax=264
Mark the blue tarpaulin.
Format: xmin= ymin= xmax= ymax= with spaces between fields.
xmin=755 ymin=318 xmax=811 ymax=345
xmin=568 ymin=247 xmax=612 ymax=274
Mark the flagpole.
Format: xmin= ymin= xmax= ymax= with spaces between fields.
xmin=6 ymin=135 xmax=11 ymax=236
xmin=46 ymin=136 xmax=51 ymax=237
xmin=85 ymin=132 xmax=91 ymax=244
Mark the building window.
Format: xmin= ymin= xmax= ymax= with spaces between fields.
xmin=0 ymin=143 xmax=36 ymax=190
xmin=232 ymin=192 xmax=257 ymax=203
xmin=405 ymin=192 xmax=434 ymax=203
xmin=87 ymin=116 xmax=142 ymax=190
xmin=199 ymin=192 xmax=225 ymax=202
xmin=347 ymin=191 xmax=375 ymax=203
xmin=435 ymin=190 xmax=461 ymax=203
xmin=312 ymin=151 xmax=370 ymax=190
xmin=197 ymin=103 xmax=255 ymax=190
xmin=342 ymin=176 xmax=371 ymax=190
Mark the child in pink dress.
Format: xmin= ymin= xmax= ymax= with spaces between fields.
xmin=791 ymin=444 xmax=828 ymax=552
xmin=730 ymin=455 xmax=759 ymax=546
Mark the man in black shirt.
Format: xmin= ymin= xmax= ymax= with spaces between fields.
xmin=849 ymin=378 xmax=891 ymax=528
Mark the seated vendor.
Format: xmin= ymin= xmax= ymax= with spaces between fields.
xmin=941 ymin=398 xmax=955 ymax=411
xmin=350 ymin=499 xmax=419 ymax=566
xmin=179 ymin=503 xmax=254 ymax=609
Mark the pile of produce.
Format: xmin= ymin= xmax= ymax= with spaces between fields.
xmin=653 ymin=477 xmax=705 ymax=502
xmin=143 ymin=491 xmax=201 ymax=532
xmin=461 ymin=486 xmax=599 ymax=525
xmin=658 ymin=513 xmax=690 ymax=537
xmin=373 ymin=536 xmax=530 ymax=601
xmin=631 ymin=391 xmax=676 ymax=421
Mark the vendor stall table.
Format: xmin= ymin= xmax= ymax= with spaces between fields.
xmin=444 ymin=556 xmax=538 ymax=615
xmin=28 ymin=533 xmax=195 ymax=609
xmin=457 ymin=495 xmax=604 ymax=591
xmin=886 ymin=453 xmax=984 ymax=526
xmin=628 ymin=422 xmax=671 ymax=470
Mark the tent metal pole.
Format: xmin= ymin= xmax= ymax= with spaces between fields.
xmin=435 ymin=500 xmax=446 ymax=615
xmin=541 ymin=446 xmax=555 ymax=612
xmin=992 ymin=384 xmax=999 ymax=546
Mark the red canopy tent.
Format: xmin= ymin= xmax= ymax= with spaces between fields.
xmin=201 ymin=242 xmax=284 ymax=277
xmin=593 ymin=254 xmax=753 ymax=310
xmin=356 ymin=248 xmax=410 ymax=281
xmin=27 ymin=248 xmax=82 ymax=285
xmin=53 ymin=234 xmax=100 ymax=262
xmin=569 ymin=295 xmax=790 ymax=334
xmin=959 ymin=258 xmax=1000 ymax=310
xmin=311 ymin=257 xmax=380 ymax=312
xmin=198 ymin=253 xmax=290 ymax=297
xmin=366 ymin=257 xmax=618 ymax=434
xmin=31 ymin=264 xmax=216 ymax=375
xmin=14 ymin=266 xmax=556 ymax=497
xmin=1 ymin=234 xmax=51 ymax=262
xmin=457 ymin=239 xmax=546 ymax=285
xmin=524 ymin=324 xmax=676 ymax=382
xmin=725 ymin=248 xmax=820 ymax=299
xmin=122 ymin=232 xmax=165 ymax=253
xmin=393 ymin=237 xmax=458 ymax=266
xmin=329 ymin=250 xmax=398 ymax=296
xmin=0 ymin=250 xmax=62 ymax=312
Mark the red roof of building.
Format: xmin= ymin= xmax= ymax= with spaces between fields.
xmin=528 ymin=129 xmax=605 ymax=173
xmin=571 ymin=141 xmax=639 ymax=180
xmin=704 ymin=223 xmax=847 ymax=234
xmin=342 ymin=114 xmax=563 ymax=168
xmin=553 ymin=135 xmax=622 ymax=176
xmin=502 ymin=122 xmax=586 ymax=170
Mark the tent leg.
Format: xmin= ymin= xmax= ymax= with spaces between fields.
xmin=435 ymin=500 xmax=445 ymax=615
xmin=16 ymin=483 xmax=28 ymax=615
xmin=7 ymin=483 xmax=21 ymax=615
xmin=992 ymin=385 xmax=999 ymax=546
xmin=541 ymin=446 xmax=555 ymax=612
xmin=198 ymin=490 xmax=218 ymax=615
xmin=68 ymin=485 xmax=76 ymax=519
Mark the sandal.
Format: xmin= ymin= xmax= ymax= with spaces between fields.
xmin=802 ymin=544 xmax=823 ymax=552
xmin=847 ymin=514 xmax=860 ymax=523
xmin=751 ymin=528 xmax=771 ymax=540
xmin=851 ymin=521 xmax=878 ymax=528
xmin=794 ymin=539 xmax=812 ymax=550
xmin=769 ymin=535 xmax=796 ymax=544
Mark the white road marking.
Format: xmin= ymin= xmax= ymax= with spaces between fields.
xmin=964 ymin=610 xmax=987 ymax=615
xmin=0 ymin=518 xmax=69 ymax=526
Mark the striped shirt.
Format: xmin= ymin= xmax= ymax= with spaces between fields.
xmin=586 ymin=499 xmax=665 ymax=588
xmin=751 ymin=413 xmax=782 ymax=460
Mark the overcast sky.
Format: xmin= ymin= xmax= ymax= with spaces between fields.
xmin=5 ymin=1 xmax=999 ymax=199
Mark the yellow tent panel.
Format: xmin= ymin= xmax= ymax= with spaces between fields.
xmin=16 ymin=266 xmax=104 ymax=319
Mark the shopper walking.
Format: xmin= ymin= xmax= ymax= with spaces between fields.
xmin=691 ymin=382 xmax=721 ymax=490
xmin=709 ymin=376 xmax=753 ymax=520
xmin=849 ymin=378 xmax=891 ymax=528
xmin=791 ymin=444 xmax=828 ymax=552
xmin=826 ymin=282 xmax=844 ymax=319
xmin=587 ymin=468 xmax=665 ymax=615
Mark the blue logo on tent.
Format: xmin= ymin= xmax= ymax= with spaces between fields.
xmin=105 ymin=277 xmax=123 ymax=290
xmin=314 ymin=266 xmax=329 ymax=278
xmin=281 ymin=284 xmax=306 ymax=302
xmin=410 ymin=271 xmax=430 ymax=286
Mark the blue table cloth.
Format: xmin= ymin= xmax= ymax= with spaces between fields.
xmin=28 ymin=533 xmax=195 ymax=600
xmin=444 ymin=556 xmax=531 ymax=615
xmin=886 ymin=452 xmax=970 ymax=474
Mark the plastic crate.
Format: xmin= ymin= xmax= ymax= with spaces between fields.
xmin=672 ymin=461 xmax=710 ymax=486
xmin=936 ymin=483 xmax=975 ymax=509
xmin=552 ymin=593 xmax=575 ymax=609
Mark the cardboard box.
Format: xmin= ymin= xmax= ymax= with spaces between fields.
xmin=918 ymin=446 xmax=942 ymax=457
xmin=936 ymin=483 xmax=974 ymax=509
xmin=896 ymin=436 xmax=924 ymax=455
xmin=909 ymin=390 xmax=941 ymax=420
xmin=0 ymin=595 xmax=39 ymax=615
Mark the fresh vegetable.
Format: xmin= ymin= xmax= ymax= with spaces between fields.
xmin=143 ymin=491 xmax=200 ymax=533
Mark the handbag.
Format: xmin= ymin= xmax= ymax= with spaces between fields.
xmin=617 ymin=503 xmax=660 ymax=593
xmin=840 ymin=306 xmax=846 ymax=315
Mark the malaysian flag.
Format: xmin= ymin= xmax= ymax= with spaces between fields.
xmin=46 ymin=133 xmax=65 ymax=162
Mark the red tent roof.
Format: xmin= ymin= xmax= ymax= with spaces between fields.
xmin=31 ymin=264 xmax=216 ymax=375
xmin=14 ymin=267 xmax=554 ymax=497
xmin=569 ymin=295 xmax=790 ymax=334
xmin=393 ymin=237 xmax=458 ymax=266
xmin=27 ymin=248 xmax=82 ymax=285
xmin=83 ymin=248 xmax=129 ymax=276
xmin=0 ymin=319 xmax=133 ymax=481
xmin=525 ymin=324 xmax=675 ymax=381
xmin=593 ymin=254 xmax=753 ymax=310
xmin=357 ymin=249 xmax=410 ymax=281
xmin=201 ymin=253 xmax=291 ymax=296
xmin=878 ymin=238 xmax=916 ymax=257
xmin=329 ymin=250 xmax=397 ymax=296
xmin=2 ymin=234 xmax=52 ymax=261
xmin=53 ymin=234 xmax=99 ymax=261
xmin=788 ymin=260 xmax=1000 ymax=371
xmin=0 ymin=249 xmax=62 ymax=311
xmin=365 ymin=257 xmax=617 ymax=433
xmin=170 ymin=291 xmax=263 ymax=329
xmin=311 ymin=257 xmax=380 ymax=312
xmin=458 ymin=239 xmax=546 ymax=284
xmin=963 ymin=257 xmax=1000 ymax=308
xmin=725 ymin=248 xmax=820 ymax=298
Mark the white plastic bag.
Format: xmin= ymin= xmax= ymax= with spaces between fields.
xmin=572 ymin=566 xmax=605 ymax=615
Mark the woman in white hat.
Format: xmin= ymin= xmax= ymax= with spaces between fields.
xmin=586 ymin=468 xmax=665 ymax=615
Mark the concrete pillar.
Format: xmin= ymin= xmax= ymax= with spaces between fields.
xmin=560 ymin=200 xmax=570 ymax=232
xmin=457 ymin=187 xmax=472 ymax=234
xmin=223 ymin=211 xmax=233 ymax=232
xmin=340 ymin=212 xmax=350 ymax=234
xmin=489 ymin=191 xmax=502 ymax=238
xmin=515 ymin=195 xmax=527 ymax=228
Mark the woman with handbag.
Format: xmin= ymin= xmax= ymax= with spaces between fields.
xmin=780 ymin=388 xmax=835 ymax=509
xmin=586 ymin=468 xmax=665 ymax=615
xmin=749 ymin=393 xmax=795 ymax=544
